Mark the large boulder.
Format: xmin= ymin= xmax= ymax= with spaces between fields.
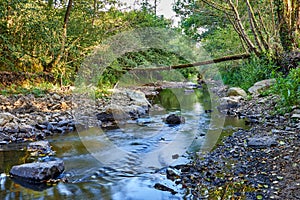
xmin=227 ymin=87 xmax=247 ymax=97
xmin=248 ymin=79 xmax=276 ymax=94
xmin=10 ymin=160 xmax=64 ymax=182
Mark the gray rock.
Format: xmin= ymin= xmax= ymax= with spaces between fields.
xmin=10 ymin=160 xmax=64 ymax=182
xmin=52 ymin=93 xmax=61 ymax=100
xmin=0 ymin=113 xmax=17 ymax=126
xmin=227 ymin=87 xmax=247 ymax=97
xmin=0 ymin=140 xmax=9 ymax=145
xmin=165 ymin=114 xmax=185 ymax=125
xmin=19 ymin=124 xmax=34 ymax=133
xmin=125 ymin=105 xmax=148 ymax=118
xmin=46 ymin=123 xmax=54 ymax=131
xmin=36 ymin=124 xmax=47 ymax=130
xmin=126 ymin=90 xmax=151 ymax=107
xmin=291 ymin=114 xmax=300 ymax=119
xmin=106 ymin=105 xmax=131 ymax=121
xmin=247 ymin=136 xmax=277 ymax=148
xmin=96 ymin=112 xmax=114 ymax=123
xmin=219 ymin=96 xmax=242 ymax=110
xmin=27 ymin=141 xmax=51 ymax=154
xmin=57 ymin=120 xmax=71 ymax=127
xmin=248 ymin=79 xmax=276 ymax=94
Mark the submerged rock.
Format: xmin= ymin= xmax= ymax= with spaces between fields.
xmin=154 ymin=183 xmax=177 ymax=194
xmin=165 ymin=114 xmax=185 ymax=125
xmin=10 ymin=160 xmax=64 ymax=182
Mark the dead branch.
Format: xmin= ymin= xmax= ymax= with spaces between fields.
xmin=125 ymin=53 xmax=250 ymax=72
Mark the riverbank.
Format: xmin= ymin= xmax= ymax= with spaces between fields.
xmin=0 ymin=87 xmax=153 ymax=144
xmin=0 ymin=81 xmax=198 ymax=144
xmin=168 ymin=81 xmax=299 ymax=199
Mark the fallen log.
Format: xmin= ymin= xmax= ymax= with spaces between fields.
xmin=125 ymin=53 xmax=250 ymax=72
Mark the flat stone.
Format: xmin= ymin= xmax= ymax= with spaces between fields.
xmin=247 ymin=136 xmax=277 ymax=148
xmin=248 ymin=79 xmax=276 ymax=94
xmin=27 ymin=141 xmax=53 ymax=155
xmin=227 ymin=87 xmax=247 ymax=97
xmin=0 ymin=140 xmax=9 ymax=145
xmin=291 ymin=114 xmax=300 ymax=119
xmin=10 ymin=160 xmax=64 ymax=182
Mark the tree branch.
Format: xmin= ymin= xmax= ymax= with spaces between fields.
xmin=125 ymin=53 xmax=250 ymax=72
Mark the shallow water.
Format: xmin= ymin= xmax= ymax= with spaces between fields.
xmin=0 ymin=88 xmax=247 ymax=200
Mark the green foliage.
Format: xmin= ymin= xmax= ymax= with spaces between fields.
xmin=220 ymin=56 xmax=279 ymax=90
xmin=202 ymin=26 xmax=244 ymax=57
xmin=98 ymin=47 xmax=198 ymax=88
xmin=0 ymin=0 xmax=172 ymax=87
xmin=270 ymin=67 xmax=300 ymax=112
xmin=174 ymin=0 xmax=229 ymax=41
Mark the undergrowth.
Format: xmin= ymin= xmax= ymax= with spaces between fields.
xmin=220 ymin=56 xmax=279 ymax=91
xmin=268 ymin=67 xmax=300 ymax=113
xmin=0 ymin=82 xmax=57 ymax=97
xmin=221 ymin=56 xmax=299 ymax=113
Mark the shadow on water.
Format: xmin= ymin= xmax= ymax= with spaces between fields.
xmin=0 ymin=87 xmax=248 ymax=199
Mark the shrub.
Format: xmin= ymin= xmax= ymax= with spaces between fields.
xmin=271 ymin=67 xmax=300 ymax=112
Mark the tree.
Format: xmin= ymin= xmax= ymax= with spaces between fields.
xmin=0 ymin=0 xmax=173 ymax=86
xmin=275 ymin=0 xmax=300 ymax=51
xmin=175 ymin=0 xmax=300 ymax=70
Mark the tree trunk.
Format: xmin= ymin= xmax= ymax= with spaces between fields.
xmin=45 ymin=0 xmax=73 ymax=72
xmin=275 ymin=0 xmax=300 ymax=51
xmin=92 ymin=0 xmax=97 ymax=26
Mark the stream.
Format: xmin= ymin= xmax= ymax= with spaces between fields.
xmin=0 ymin=87 xmax=247 ymax=199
